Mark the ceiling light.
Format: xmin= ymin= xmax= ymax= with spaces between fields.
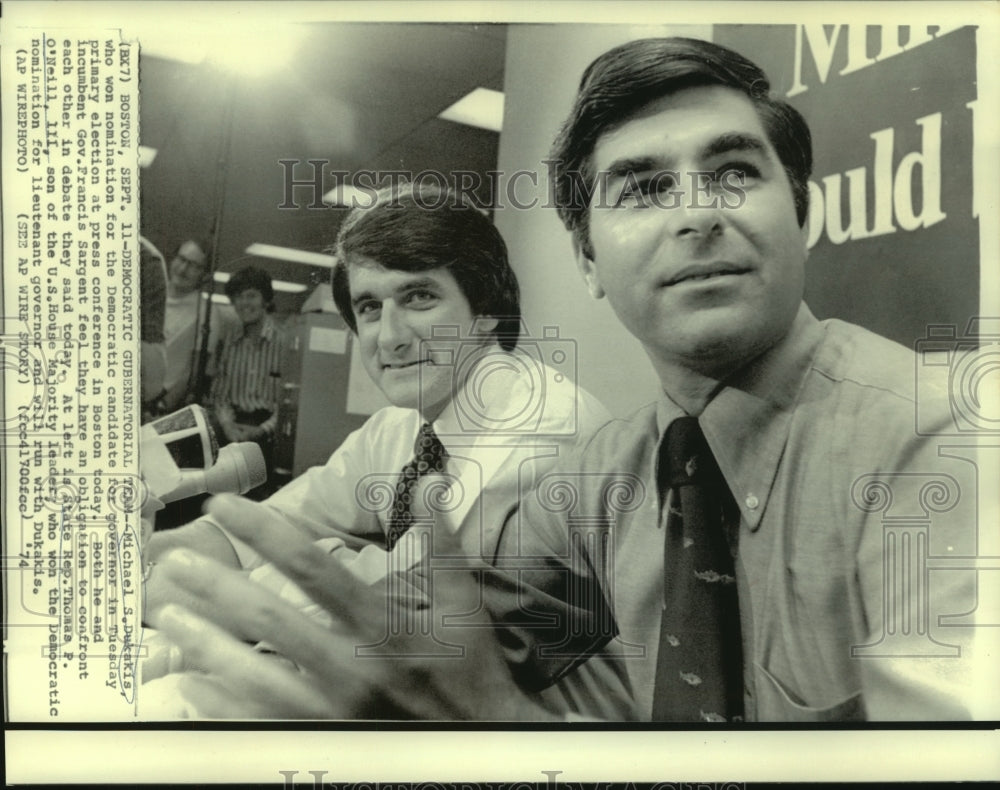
xmin=139 ymin=146 xmax=158 ymax=168
xmin=438 ymin=88 xmax=504 ymax=132
xmin=132 ymin=27 xmax=209 ymax=65
xmin=245 ymin=243 xmax=337 ymax=268
xmin=134 ymin=23 xmax=304 ymax=77
xmin=208 ymin=26 xmax=306 ymax=77
xmin=323 ymin=183 xmax=377 ymax=208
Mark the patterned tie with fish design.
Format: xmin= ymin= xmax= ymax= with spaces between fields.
xmin=651 ymin=416 xmax=743 ymax=722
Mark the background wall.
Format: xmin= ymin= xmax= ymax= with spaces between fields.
xmin=717 ymin=24 xmax=979 ymax=348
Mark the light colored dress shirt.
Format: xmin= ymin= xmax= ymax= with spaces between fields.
xmin=211 ymin=346 xmax=634 ymax=720
xmin=224 ymin=346 xmax=612 ymax=574
xmin=495 ymin=304 xmax=981 ymax=721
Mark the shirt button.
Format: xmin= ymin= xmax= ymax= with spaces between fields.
xmin=745 ymin=494 xmax=759 ymax=510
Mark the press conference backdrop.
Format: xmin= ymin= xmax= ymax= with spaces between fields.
xmin=716 ymin=24 xmax=979 ymax=349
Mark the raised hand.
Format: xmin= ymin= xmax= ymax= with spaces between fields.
xmin=146 ymin=494 xmax=551 ymax=720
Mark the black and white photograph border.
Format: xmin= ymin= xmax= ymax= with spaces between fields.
xmin=2 ymin=0 xmax=999 ymax=784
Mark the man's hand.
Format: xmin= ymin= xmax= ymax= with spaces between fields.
xmin=143 ymin=518 xmax=242 ymax=627
xmin=238 ymin=423 xmax=266 ymax=442
xmin=147 ymin=494 xmax=551 ymax=720
xmin=218 ymin=419 xmax=246 ymax=443
xmin=223 ymin=422 xmax=266 ymax=442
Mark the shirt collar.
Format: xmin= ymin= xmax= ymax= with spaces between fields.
xmin=433 ymin=397 xmax=461 ymax=445
xmin=655 ymin=303 xmax=824 ymax=531
xmin=235 ymin=314 xmax=277 ymax=343
xmin=429 ymin=343 xmax=510 ymax=445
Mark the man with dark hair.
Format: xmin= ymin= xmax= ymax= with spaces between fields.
xmin=223 ymin=264 xmax=276 ymax=305
xmin=146 ymin=39 xmax=978 ymax=721
xmin=212 ymin=265 xmax=284 ymax=449
xmin=550 ymin=37 xmax=813 ymax=254
xmin=496 ymin=36 xmax=975 ymax=721
xmin=178 ymin=185 xmax=609 ymax=567
xmin=331 ymin=187 xmax=522 ymax=353
xmin=142 ymin=184 xmax=626 ymax=719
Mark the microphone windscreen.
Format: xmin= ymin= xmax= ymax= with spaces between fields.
xmin=205 ymin=442 xmax=267 ymax=495
xmin=146 ymin=404 xmax=219 ymax=469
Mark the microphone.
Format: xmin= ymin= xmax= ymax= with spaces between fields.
xmin=143 ymin=404 xmax=219 ymax=470
xmin=160 ymin=442 xmax=267 ymax=504
xmin=138 ymin=405 xmax=266 ymax=547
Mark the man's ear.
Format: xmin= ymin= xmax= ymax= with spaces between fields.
xmin=474 ymin=315 xmax=499 ymax=335
xmin=799 ymin=212 xmax=812 ymax=257
xmin=572 ymin=236 xmax=605 ymax=300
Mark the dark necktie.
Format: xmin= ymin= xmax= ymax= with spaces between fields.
xmin=651 ymin=416 xmax=743 ymax=722
xmin=386 ymin=422 xmax=448 ymax=551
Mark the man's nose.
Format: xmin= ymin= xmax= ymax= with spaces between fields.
xmin=667 ymin=176 xmax=724 ymax=240
xmin=376 ymin=302 xmax=410 ymax=352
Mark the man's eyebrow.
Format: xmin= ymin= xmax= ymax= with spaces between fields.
xmin=350 ymin=289 xmax=374 ymax=309
xmin=602 ymin=156 xmax=663 ymax=180
xmin=350 ymin=276 xmax=439 ymax=308
xmin=394 ymin=275 xmax=439 ymax=293
xmin=601 ymin=134 xmax=768 ymax=179
xmin=700 ymin=132 xmax=769 ymax=160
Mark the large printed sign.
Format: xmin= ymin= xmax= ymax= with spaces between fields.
xmin=716 ymin=25 xmax=979 ymax=346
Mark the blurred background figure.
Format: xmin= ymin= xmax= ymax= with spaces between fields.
xmin=211 ymin=265 xmax=287 ymax=498
xmin=160 ymin=238 xmax=239 ymax=414
xmin=139 ymin=235 xmax=168 ymax=420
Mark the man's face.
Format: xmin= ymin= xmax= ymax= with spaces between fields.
xmin=578 ymin=85 xmax=808 ymax=379
xmin=349 ymin=260 xmax=496 ymax=422
xmin=231 ymin=288 xmax=267 ymax=327
xmin=168 ymin=240 xmax=208 ymax=295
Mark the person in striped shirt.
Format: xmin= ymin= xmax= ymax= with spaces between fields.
xmin=211 ymin=265 xmax=285 ymax=496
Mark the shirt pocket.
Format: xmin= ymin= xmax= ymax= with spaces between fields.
xmin=754 ymin=662 xmax=865 ymax=722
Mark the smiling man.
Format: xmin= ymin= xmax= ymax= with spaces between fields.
xmin=579 ymin=88 xmax=806 ymax=398
xmin=159 ymin=239 xmax=240 ymax=412
xmin=486 ymin=36 xmax=978 ymax=721
xmin=142 ymin=184 xmax=629 ymax=718
xmin=213 ymin=266 xmax=284 ymax=445
xmin=207 ymin=265 xmax=285 ymax=500
xmin=148 ymin=183 xmax=611 ymax=573
xmin=145 ymin=38 xmax=980 ymax=722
